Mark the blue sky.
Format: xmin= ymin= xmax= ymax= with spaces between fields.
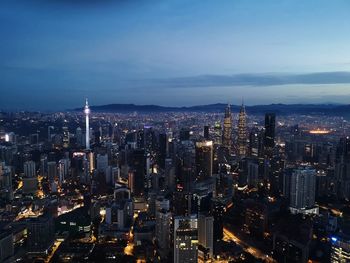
xmin=1 ymin=0 xmax=350 ymax=110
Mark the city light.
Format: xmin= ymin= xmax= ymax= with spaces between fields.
xmin=1 ymin=1 xmax=349 ymax=262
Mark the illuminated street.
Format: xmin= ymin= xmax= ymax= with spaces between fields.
xmin=45 ymin=240 xmax=63 ymax=263
xmin=223 ymin=227 xmax=276 ymax=263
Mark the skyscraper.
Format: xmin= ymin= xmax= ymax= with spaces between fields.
xmin=223 ymin=104 xmax=232 ymax=152
xmin=174 ymin=215 xmax=198 ymax=263
xmin=47 ymin=126 xmax=54 ymax=142
xmin=0 ymin=163 xmax=13 ymax=201
xmin=27 ymin=214 xmax=55 ymax=255
xmin=76 ymin=127 xmax=83 ymax=146
xmin=195 ymin=140 xmax=213 ymax=181
xmin=62 ymin=125 xmax=69 ymax=148
xmin=130 ymin=149 xmax=146 ymax=197
xmin=24 ymin=161 xmax=36 ymax=178
xmin=286 ymin=167 xmax=316 ymax=214
xmin=211 ymin=200 xmax=225 ymax=242
xmin=58 ymin=158 xmax=70 ymax=185
xmin=156 ymin=209 xmax=172 ymax=253
xmin=23 ymin=161 xmax=38 ymax=195
xmin=198 ymin=214 xmax=214 ymax=259
xmin=237 ymin=102 xmax=247 ymax=157
xmin=47 ymin=161 xmax=57 ymax=183
xmin=84 ymin=99 xmax=90 ymax=150
xmin=96 ymin=154 xmax=108 ymax=173
xmin=335 ymin=137 xmax=350 ymax=199
xmin=264 ymin=113 xmax=276 ymax=151
xmin=203 ymin=125 xmax=210 ymax=140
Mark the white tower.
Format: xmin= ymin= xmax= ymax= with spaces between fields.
xmin=84 ymin=98 xmax=90 ymax=150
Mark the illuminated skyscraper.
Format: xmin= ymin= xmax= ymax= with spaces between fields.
xmin=174 ymin=215 xmax=198 ymax=263
xmin=223 ymin=104 xmax=232 ymax=152
xmin=84 ymin=99 xmax=90 ymax=150
xmin=195 ymin=140 xmax=213 ymax=181
xmin=237 ymin=102 xmax=247 ymax=157
xmin=62 ymin=124 xmax=69 ymax=148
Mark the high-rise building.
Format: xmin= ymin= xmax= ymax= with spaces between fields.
xmin=156 ymin=209 xmax=171 ymax=252
xmin=47 ymin=161 xmax=57 ymax=183
xmin=143 ymin=126 xmax=156 ymax=154
xmin=0 ymin=230 xmax=14 ymax=262
xmin=76 ymin=127 xmax=83 ymax=146
xmin=204 ymin=125 xmax=210 ymax=140
xmin=58 ymin=159 xmax=69 ymax=185
xmin=213 ymin=122 xmax=222 ymax=145
xmin=84 ymin=99 xmax=90 ymax=150
xmin=0 ymin=163 xmax=13 ymax=201
xmin=248 ymin=128 xmax=264 ymax=158
xmin=179 ymin=128 xmax=190 ymax=141
xmin=263 ymin=113 xmax=276 ymax=181
xmin=195 ymin=141 xmax=213 ymax=181
xmin=96 ymin=153 xmax=108 ymax=173
xmin=264 ymin=113 xmax=276 ymax=152
xmin=27 ymin=214 xmax=55 ymax=255
xmin=174 ymin=215 xmax=198 ymax=263
xmin=40 ymin=154 xmax=48 ymax=177
xmin=286 ymin=167 xmax=316 ymax=214
xmin=237 ymin=103 xmax=247 ymax=157
xmin=22 ymin=161 xmax=38 ymax=194
xmin=211 ymin=199 xmax=225 ymax=242
xmin=62 ymin=125 xmax=69 ymax=148
xmin=130 ymin=149 xmax=146 ymax=197
xmin=47 ymin=126 xmax=54 ymax=142
xmin=24 ymin=161 xmax=36 ymax=178
xmin=159 ymin=133 xmax=168 ymax=169
xmin=223 ymin=104 xmax=232 ymax=152
xmin=198 ymin=214 xmax=214 ymax=259
xmin=335 ymin=137 xmax=350 ymax=199
xmin=247 ymin=159 xmax=259 ymax=187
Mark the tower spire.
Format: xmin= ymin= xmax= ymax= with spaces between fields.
xmin=84 ymin=98 xmax=90 ymax=150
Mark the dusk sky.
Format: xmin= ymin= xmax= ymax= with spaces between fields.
xmin=1 ymin=0 xmax=350 ymax=110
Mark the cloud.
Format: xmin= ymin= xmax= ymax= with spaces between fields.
xmin=142 ymin=72 xmax=350 ymax=89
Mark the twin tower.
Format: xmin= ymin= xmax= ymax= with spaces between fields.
xmin=223 ymin=103 xmax=247 ymax=156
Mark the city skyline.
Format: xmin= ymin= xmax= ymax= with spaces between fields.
xmin=2 ymin=1 xmax=350 ymax=262
xmin=2 ymin=0 xmax=350 ymax=109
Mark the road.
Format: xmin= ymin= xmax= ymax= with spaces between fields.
xmin=45 ymin=239 xmax=63 ymax=263
xmin=318 ymin=204 xmax=342 ymax=217
xmin=223 ymin=227 xmax=276 ymax=263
